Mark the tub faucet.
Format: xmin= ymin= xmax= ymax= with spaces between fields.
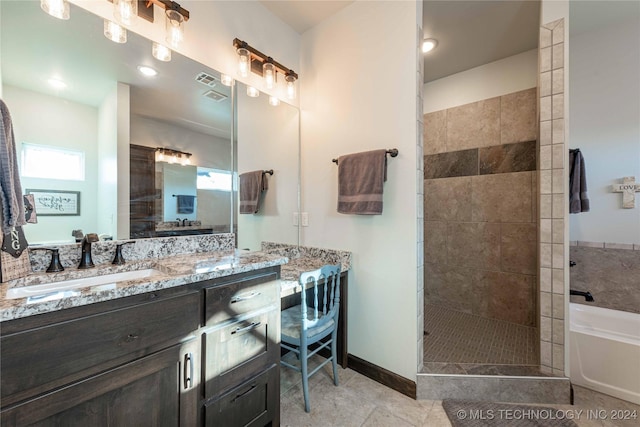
xmin=78 ymin=233 xmax=99 ymax=269
xmin=570 ymin=289 xmax=594 ymax=302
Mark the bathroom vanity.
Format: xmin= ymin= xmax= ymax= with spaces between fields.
xmin=0 ymin=247 xmax=286 ymax=426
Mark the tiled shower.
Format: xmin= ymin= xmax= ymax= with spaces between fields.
xmin=423 ymin=88 xmax=539 ymax=371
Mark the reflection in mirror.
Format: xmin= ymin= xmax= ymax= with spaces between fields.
xmin=1 ymin=1 xmax=232 ymax=244
xmin=236 ymin=83 xmax=300 ymax=251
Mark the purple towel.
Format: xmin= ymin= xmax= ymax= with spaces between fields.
xmin=337 ymin=149 xmax=387 ymax=215
xmin=0 ymin=99 xmax=26 ymax=232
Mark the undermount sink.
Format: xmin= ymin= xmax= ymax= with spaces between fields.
xmin=5 ymin=268 xmax=164 ymax=300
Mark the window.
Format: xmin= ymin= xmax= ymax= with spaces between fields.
xmin=197 ymin=167 xmax=232 ymax=191
xmin=21 ymin=143 xmax=85 ymax=181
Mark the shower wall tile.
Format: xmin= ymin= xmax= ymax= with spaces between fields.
xmin=471 ymin=172 xmax=533 ymax=222
xmin=540 ymin=316 xmax=551 ymax=342
xmin=552 ymin=20 xmax=564 ymax=44
xmin=540 ymin=71 xmax=551 ymax=97
xmin=424 ymin=221 xmax=447 ymax=265
xmin=446 ymin=97 xmax=500 ymax=150
xmin=540 ymin=219 xmax=552 ymax=243
xmin=540 ymin=195 xmax=552 ymax=218
xmin=552 ymin=94 xmax=564 ymax=119
xmin=424 ymin=149 xmax=477 ymax=179
xmin=540 ymin=145 xmax=552 ymax=170
xmin=540 ymin=267 xmax=552 ymax=293
xmin=552 ymin=269 xmax=564 ymax=294
xmin=552 ymin=44 xmax=564 ymax=69
xmin=552 ymin=243 xmax=564 ymax=268
xmin=552 ymin=194 xmax=564 ymax=218
xmin=478 ymin=140 xmax=536 ymax=175
xmin=552 ymin=344 xmax=564 ymax=369
xmin=552 ymin=294 xmax=564 ymax=319
xmin=540 ymin=120 xmax=552 ymax=146
xmin=500 ymin=89 xmax=537 ymax=144
xmin=552 ymin=219 xmax=564 ymax=244
xmin=540 ymin=96 xmax=552 ymax=121
xmin=540 ymin=243 xmax=552 ymax=268
xmin=424 ymin=176 xmax=472 ymax=221
xmin=552 ymin=119 xmax=564 ymax=144
xmin=552 ymin=68 xmax=564 ymax=94
xmin=447 ymin=223 xmax=501 ymax=270
xmin=424 ymin=262 xmax=474 ymax=314
xmin=540 ymin=27 xmax=552 ymax=48
xmin=540 ymin=292 xmax=552 ymax=317
xmin=501 ymin=223 xmax=537 ymax=275
xmin=552 ymin=169 xmax=564 ymax=194
xmin=424 ymin=110 xmax=447 ymax=155
xmin=540 ymin=340 xmax=552 ymax=366
xmin=540 ymin=47 xmax=551 ymax=72
xmin=552 ymin=319 xmax=564 ymax=345
xmin=552 ymin=144 xmax=564 ymax=169
xmin=478 ymin=270 xmax=536 ymax=326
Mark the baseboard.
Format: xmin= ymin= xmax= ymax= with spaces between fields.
xmin=346 ymin=354 xmax=417 ymax=399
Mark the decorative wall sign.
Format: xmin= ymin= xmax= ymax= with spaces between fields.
xmin=26 ymin=189 xmax=80 ymax=216
xmin=612 ymin=176 xmax=640 ymax=209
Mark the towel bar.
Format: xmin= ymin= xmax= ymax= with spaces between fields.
xmin=332 ymin=148 xmax=398 ymax=164
xmin=263 ymin=169 xmax=274 ymax=175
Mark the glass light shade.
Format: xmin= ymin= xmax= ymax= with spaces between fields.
xmin=181 ymin=156 xmax=191 ymax=166
xmin=263 ymin=62 xmax=276 ymax=90
xmin=169 ymin=154 xmax=178 ymax=164
xmin=422 ymin=38 xmax=438 ymax=53
xmin=156 ymin=150 xmax=165 ymax=162
xmin=104 ymin=20 xmax=127 ymax=43
xmin=237 ymin=48 xmax=250 ymax=78
xmin=41 ymin=0 xmax=70 ymax=20
xmin=246 ymin=86 xmax=259 ymax=98
xmin=165 ymin=10 xmax=185 ymax=48
xmin=114 ymin=0 xmax=137 ymax=26
xmin=269 ymin=96 xmax=280 ymax=107
xmin=152 ymin=43 xmax=172 ymax=62
xmin=285 ymin=76 xmax=296 ymax=100
xmin=220 ymin=74 xmax=233 ymax=86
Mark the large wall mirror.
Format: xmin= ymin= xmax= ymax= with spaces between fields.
xmin=1 ymin=1 xmax=300 ymax=248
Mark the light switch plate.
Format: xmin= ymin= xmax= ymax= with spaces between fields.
xmin=301 ymin=212 xmax=309 ymax=227
xmin=293 ymin=212 xmax=299 ymax=226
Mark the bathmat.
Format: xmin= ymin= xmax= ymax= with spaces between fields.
xmin=442 ymin=400 xmax=578 ymax=427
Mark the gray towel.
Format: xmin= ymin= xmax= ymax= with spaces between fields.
xmin=337 ymin=149 xmax=387 ymax=215
xmin=176 ymin=195 xmax=195 ymax=214
xmin=0 ymin=99 xmax=26 ymax=232
xmin=239 ymin=170 xmax=268 ymax=214
xmin=569 ymin=149 xmax=589 ymax=213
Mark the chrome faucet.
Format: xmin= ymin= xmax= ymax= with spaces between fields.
xmin=78 ymin=233 xmax=99 ymax=269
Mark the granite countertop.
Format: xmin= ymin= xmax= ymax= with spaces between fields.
xmin=0 ymin=250 xmax=288 ymax=322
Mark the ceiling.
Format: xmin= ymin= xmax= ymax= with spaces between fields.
xmin=261 ymin=0 xmax=540 ymax=83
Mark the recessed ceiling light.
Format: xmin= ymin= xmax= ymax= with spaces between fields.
xmin=48 ymin=78 xmax=67 ymax=89
xmin=422 ymin=38 xmax=438 ymax=53
xmin=137 ymin=65 xmax=158 ymax=77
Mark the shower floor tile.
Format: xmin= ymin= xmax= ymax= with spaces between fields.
xmin=423 ymin=304 xmax=538 ymax=368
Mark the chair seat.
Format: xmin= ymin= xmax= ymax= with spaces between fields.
xmin=280 ymin=304 xmax=335 ymax=342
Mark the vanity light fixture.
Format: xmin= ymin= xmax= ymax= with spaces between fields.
xmin=152 ymin=42 xmax=172 ymax=61
xmin=142 ymin=1 xmax=190 ymax=47
xmin=113 ymin=0 xmax=138 ymax=26
xmin=269 ymin=96 xmax=280 ymax=107
xmin=155 ymin=147 xmax=192 ymax=166
xmin=422 ymin=38 xmax=438 ymax=53
xmin=137 ymin=65 xmax=158 ymax=77
xmin=104 ymin=19 xmax=127 ymax=43
xmin=247 ymin=86 xmax=260 ymax=98
xmin=41 ymin=0 xmax=70 ymax=20
xmin=233 ymin=38 xmax=298 ymax=99
xmin=220 ymin=74 xmax=233 ymax=86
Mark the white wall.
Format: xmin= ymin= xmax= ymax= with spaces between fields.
xmin=3 ymin=85 xmax=99 ymax=244
xmin=97 ymin=84 xmax=119 ymax=239
xmin=237 ymin=86 xmax=299 ymax=251
xmin=299 ymin=0 xmax=419 ymax=380
xmin=116 ymin=82 xmax=130 ymax=240
xmin=424 ymin=49 xmax=538 ymax=113
xmin=569 ymin=15 xmax=640 ymax=245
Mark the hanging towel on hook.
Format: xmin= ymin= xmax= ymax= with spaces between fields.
xmin=0 ymin=99 xmax=26 ymax=232
xmin=569 ymin=149 xmax=590 ymax=213
xmin=239 ymin=170 xmax=268 ymax=214
xmin=337 ymin=149 xmax=387 ymax=215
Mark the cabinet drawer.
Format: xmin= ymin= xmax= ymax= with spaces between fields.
xmin=1 ymin=291 xmax=200 ymax=407
xmin=205 ymin=273 xmax=278 ymax=325
xmin=203 ymin=309 xmax=279 ymax=399
xmin=204 ymin=364 xmax=279 ymax=427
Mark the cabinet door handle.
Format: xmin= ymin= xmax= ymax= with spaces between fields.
xmin=231 ymin=383 xmax=257 ymax=403
xmin=230 ymin=321 xmax=261 ymax=336
xmin=183 ymin=352 xmax=194 ymax=390
xmin=230 ymin=291 xmax=261 ymax=303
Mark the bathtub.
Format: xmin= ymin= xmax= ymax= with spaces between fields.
xmin=570 ymin=303 xmax=640 ymax=404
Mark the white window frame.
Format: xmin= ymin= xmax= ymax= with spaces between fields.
xmin=21 ymin=143 xmax=85 ymax=181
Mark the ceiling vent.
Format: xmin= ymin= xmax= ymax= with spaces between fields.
xmin=203 ymin=90 xmax=228 ymax=102
xmin=195 ymin=71 xmax=217 ymax=87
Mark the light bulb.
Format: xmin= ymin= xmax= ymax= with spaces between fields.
xmin=263 ymin=62 xmax=275 ymax=90
xmin=237 ymin=48 xmax=250 ymax=78
xmin=137 ymin=66 xmax=158 ymax=77
xmin=165 ymin=10 xmax=185 ymax=48
xmin=156 ymin=151 xmax=165 ymax=162
xmin=41 ymin=0 xmax=69 ymax=20
xmin=285 ymin=75 xmax=296 ymax=100
xmin=183 ymin=156 xmax=191 ymax=166
xmin=269 ymin=96 xmax=280 ymax=106
xmin=104 ymin=20 xmax=127 ymax=43
xmin=220 ymin=74 xmax=233 ymax=86
xmin=152 ymin=43 xmax=172 ymax=62
xmin=170 ymin=154 xmax=178 ymax=164
xmin=114 ymin=0 xmax=137 ymax=26
xmin=247 ymin=86 xmax=259 ymax=98
xmin=422 ymin=38 xmax=438 ymax=53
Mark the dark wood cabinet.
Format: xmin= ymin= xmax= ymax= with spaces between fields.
xmin=0 ymin=268 xmax=280 ymax=427
xmin=130 ymin=144 xmax=157 ymax=238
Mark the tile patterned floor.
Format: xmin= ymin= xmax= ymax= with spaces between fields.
xmin=280 ymin=357 xmax=640 ymax=427
xmin=423 ymin=304 xmax=538 ymax=365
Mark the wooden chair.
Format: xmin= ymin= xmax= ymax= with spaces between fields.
xmin=280 ymin=264 xmax=341 ymax=412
